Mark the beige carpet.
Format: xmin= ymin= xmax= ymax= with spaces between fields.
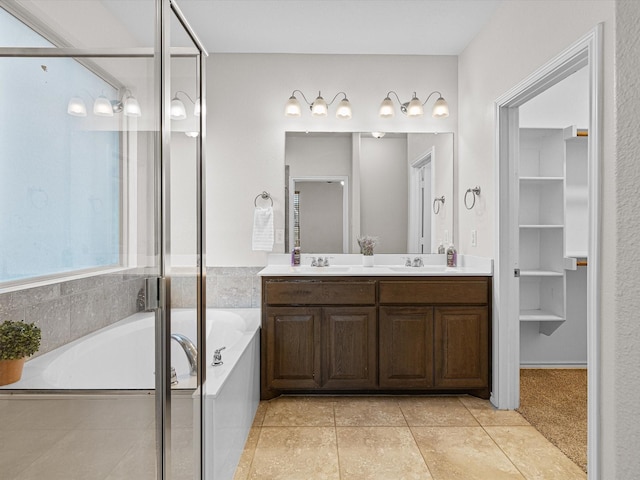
xmin=517 ymin=369 xmax=587 ymax=473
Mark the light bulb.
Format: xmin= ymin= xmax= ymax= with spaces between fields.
xmin=284 ymin=95 xmax=301 ymax=117
xmin=406 ymin=94 xmax=424 ymax=117
xmin=335 ymin=98 xmax=352 ymax=119
xmin=311 ymin=94 xmax=328 ymax=117
xmin=93 ymin=95 xmax=114 ymax=117
xmin=123 ymin=96 xmax=141 ymax=117
xmin=432 ymin=96 xmax=449 ymax=118
xmin=170 ymin=96 xmax=187 ymax=120
xmin=67 ymin=97 xmax=87 ymax=117
xmin=379 ymin=97 xmax=394 ymax=118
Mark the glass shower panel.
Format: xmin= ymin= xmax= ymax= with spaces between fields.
xmin=0 ymin=2 xmax=162 ymax=478
xmin=167 ymin=10 xmax=204 ymax=479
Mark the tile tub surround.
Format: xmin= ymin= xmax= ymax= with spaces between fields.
xmin=0 ymin=272 xmax=146 ymax=358
xmin=234 ymin=395 xmax=586 ymax=480
xmin=171 ymin=267 xmax=263 ymax=309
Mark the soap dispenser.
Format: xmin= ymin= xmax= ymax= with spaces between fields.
xmin=446 ymin=243 xmax=457 ymax=267
xmin=437 ymin=240 xmax=445 ymax=254
xmin=291 ymin=240 xmax=301 ymax=266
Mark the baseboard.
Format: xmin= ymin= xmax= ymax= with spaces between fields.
xmin=520 ymin=363 xmax=587 ymax=369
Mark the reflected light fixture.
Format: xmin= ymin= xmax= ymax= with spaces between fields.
xmin=67 ymin=89 xmax=142 ymax=118
xmin=284 ymin=90 xmax=352 ymax=119
xmin=379 ymin=91 xmax=449 ymax=119
xmin=93 ymin=94 xmax=114 ymax=117
xmin=171 ymin=91 xmax=200 ymax=120
xmin=67 ymin=96 xmax=87 ymax=117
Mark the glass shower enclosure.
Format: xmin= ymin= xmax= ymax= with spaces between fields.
xmin=0 ymin=1 xmax=207 ymax=478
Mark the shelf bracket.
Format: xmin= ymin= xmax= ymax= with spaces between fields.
xmin=539 ymin=320 xmax=564 ymax=336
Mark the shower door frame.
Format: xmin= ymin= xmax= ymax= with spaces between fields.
xmin=0 ymin=0 xmax=208 ymax=477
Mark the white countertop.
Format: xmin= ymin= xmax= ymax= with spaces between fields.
xmin=258 ymin=254 xmax=493 ymax=277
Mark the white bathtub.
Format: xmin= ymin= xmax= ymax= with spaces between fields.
xmin=0 ymin=307 xmax=261 ymax=480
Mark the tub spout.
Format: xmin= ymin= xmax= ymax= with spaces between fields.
xmin=171 ymin=333 xmax=197 ymax=376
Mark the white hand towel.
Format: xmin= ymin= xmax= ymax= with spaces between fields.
xmin=252 ymin=206 xmax=274 ymax=251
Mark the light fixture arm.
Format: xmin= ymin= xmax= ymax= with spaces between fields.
xmin=384 ymin=91 xmax=403 ymax=105
xmin=326 ymin=91 xmax=349 ymax=106
xmin=175 ymin=90 xmax=196 ymax=104
xmin=289 ymin=89 xmax=314 ymax=106
xmin=421 ymin=91 xmax=442 ymax=107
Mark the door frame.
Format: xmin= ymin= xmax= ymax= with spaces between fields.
xmin=408 ymin=147 xmax=435 ymax=253
xmin=494 ymin=24 xmax=602 ymax=477
xmin=288 ymin=175 xmax=350 ymax=253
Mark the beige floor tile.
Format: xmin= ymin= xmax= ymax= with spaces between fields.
xmin=262 ymin=396 xmax=335 ymax=427
xmin=412 ymin=426 xmax=525 ymax=480
xmin=76 ymin=396 xmax=156 ymax=430
xmin=105 ymin=432 xmax=157 ymax=480
xmin=337 ymin=426 xmax=432 ymax=479
xmin=16 ymin=428 xmax=144 ymax=480
xmin=249 ymin=426 xmax=339 ymax=479
xmin=0 ymin=398 xmax=88 ymax=430
xmin=334 ymin=397 xmax=406 ymax=426
xmin=233 ymin=426 xmax=261 ymax=480
xmin=459 ymin=398 xmax=530 ymax=427
xmin=399 ymin=396 xmax=479 ymax=426
xmin=485 ymin=426 xmax=587 ymax=479
xmin=252 ymin=401 xmax=268 ymax=427
xmin=0 ymin=428 xmax=70 ymax=479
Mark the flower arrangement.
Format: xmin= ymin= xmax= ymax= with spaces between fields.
xmin=357 ymin=235 xmax=378 ymax=256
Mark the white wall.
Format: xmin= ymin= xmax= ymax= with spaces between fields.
xmin=519 ymin=66 xmax=590 ymax=129
xmin=360 ymin=136 xmax=407 ymax=252
xmin=458 ymin=0 xmax=624 ymax=476
xmin=614 ymin=1 xmax=640 ymax=478
xmin=207 ymin=53 xmax=457 ymax=265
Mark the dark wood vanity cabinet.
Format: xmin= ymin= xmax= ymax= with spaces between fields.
xmin=261 ymin=276 xmax=491 ymax=400
xmin=379 ymin=307 xmax=434 ymax=389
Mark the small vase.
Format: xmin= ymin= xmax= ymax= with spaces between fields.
xmin=0 ymin=357 xmax=26 ymax=386
xmin=362 ymin=255 xmax=374 ymax=267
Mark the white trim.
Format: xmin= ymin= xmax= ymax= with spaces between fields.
xmin=494 ymin=25 xmax=602 ymax=479
xmin=288 ymin=175 xmax=350 ymax=253
xmin=408 ymin=148 xmax=434 ymax=253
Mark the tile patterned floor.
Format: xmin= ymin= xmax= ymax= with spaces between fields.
xmin=233 ymin=395 xmax=586 ymax=480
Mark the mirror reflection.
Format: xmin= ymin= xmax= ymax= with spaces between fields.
xmin=285 ymin=132 xmax=453 ymax=254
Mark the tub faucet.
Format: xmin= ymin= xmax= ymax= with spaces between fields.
xmin=171 ymin=333 xmax=197 ymax=376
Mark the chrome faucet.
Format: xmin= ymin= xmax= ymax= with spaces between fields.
xmin=412 ymin=256 xmax=424 ymax=267
xmin=171 ymin=333 xmax=197 ymax=376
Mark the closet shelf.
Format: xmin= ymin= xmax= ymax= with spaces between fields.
xmin=519 ymin=176 xmax=564 ymax=183
xmin=519 ymin=224 xmax=564 ymax=229
xmin=520 ymin=270 xmax=564 ymax=277
xmin=519 ymin=309 xmax=565 ymax=322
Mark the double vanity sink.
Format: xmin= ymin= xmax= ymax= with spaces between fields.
xmin=258 ymin=254 xmax=493 ymax=401
xmin=258 ymin=254 xmax=492 ymax=277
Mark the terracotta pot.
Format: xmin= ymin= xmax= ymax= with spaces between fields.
xmin=0 ymin=357 xmax=26 ymax=386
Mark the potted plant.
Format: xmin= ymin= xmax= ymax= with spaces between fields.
xmin=357 ymin=235 xmax=378 ymax=267
xmin=0 ymin=320 xmax=41 ymax=386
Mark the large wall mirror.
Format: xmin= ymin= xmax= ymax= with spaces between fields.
xmin=285 ymin=132 xmax=454 ymax=254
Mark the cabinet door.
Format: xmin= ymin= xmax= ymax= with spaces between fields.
xmin=265 ymin=307 xmax=322 ymax=390
xmin=379 ymin=307 xmax=434 ymax=389
xmin=434 ymin=307 xmax=488 ymax=389
xmin=322 ymin=307 xmax=377 ymax=390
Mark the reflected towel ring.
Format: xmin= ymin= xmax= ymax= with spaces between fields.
xmin=433 ymin=195 xmax=445 ymax=214
xmin=254 ymin=191 xmax=273 ymax=207
xmin=464 ymin=186 xmax=481 ymax=210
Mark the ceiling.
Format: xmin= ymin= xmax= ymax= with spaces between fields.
xmin=175 ymin=0 xmax=503 ymax=55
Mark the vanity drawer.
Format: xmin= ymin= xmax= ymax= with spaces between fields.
xmin=379 ymin=279 xmax=488 ymax=305
xmin=264 ymin=280 xmax=376 ymax=305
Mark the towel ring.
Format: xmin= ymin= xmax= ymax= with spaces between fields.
xmin=464 ymin=186 xmax=481 ymax=210
xmin=254 ymin=191 xmax=273 ymax=207
xmin=432 ymin=196 xmax=445 ymax=215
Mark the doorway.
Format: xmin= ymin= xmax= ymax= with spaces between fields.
xmin=495 ymin=25 xmax=602 ymax=478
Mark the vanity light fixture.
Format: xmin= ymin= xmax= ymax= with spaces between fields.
xmin=67 ymin=89 xmax=142 ymax=118
xmin=379 ymin=91 xmax=449 ymax=119
xmin=170 ymin=91 xmax=200 ymax=120
xmin=284 ymin=90 xmax=352 ymax=119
